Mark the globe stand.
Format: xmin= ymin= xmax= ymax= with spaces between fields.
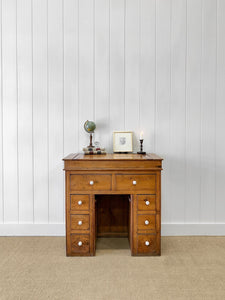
xmin=84 ymin=120 xmax=96 ymax=150
xmin=87 ymin=133 xmax=95 ymax=149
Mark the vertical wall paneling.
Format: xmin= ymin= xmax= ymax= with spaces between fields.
xmin=0 ymin=0 xmax=225 ymax=235
xmin=169 ymin=0 xmax=186 ymax=222
xmin=94 ymin=0 xmax=110 ymax=152
xmin=48 ymin=0 xmax=64 ymax=223
xmin=139 ymin=0 xmax=156 ymax=153
xmin=155 ymin=0 xmax=171 ymax=224
xmin=33 ymin=0 xmax=49 ymax=223
xmin=17 ymin=0 xmax=33 ymax=223
xmin=109 ymin=0 xmax=125 ymax=150
xmin=2 ymin=0 xmax=18 ymax=223
xmin=200 ymin=0 xmax=217 ymax=222
xmin=185 ymin=0 xmax=202 ymax=223
xmin=78 ymin=0 xmax=94 ymax=151
xmin=0 ymin=0 xmax=3 ymax=223
xmin=124 ymin=0 xmax=139 ymax=151
xmin=64 ymin=0 xmax=78 ymax=154
xmin=216 ymin=0 xmax=225 ymax=222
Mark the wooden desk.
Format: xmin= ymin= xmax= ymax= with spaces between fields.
xmin=63 ymin=153 xmax=163 ymax=256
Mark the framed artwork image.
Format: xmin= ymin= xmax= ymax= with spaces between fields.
xmin=113 ymin=131 xmax=133 ymax=153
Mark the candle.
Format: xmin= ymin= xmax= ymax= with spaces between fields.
xmin=140 ymin=131 xmax=143 ymax=140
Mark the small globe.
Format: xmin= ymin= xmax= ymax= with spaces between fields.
xmin=84 ymin=120 xmax=96 ymax=133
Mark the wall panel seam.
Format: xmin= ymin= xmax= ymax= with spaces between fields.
xmin=77 ymin=0 xmax=80 ymax=151
xmin=124 ymin=0 xmax=126 ymax=130
xmin=184 ymin=0 xmax=188 ymax=224
xmin=138 ymin=0 xmax=141 ymax=132
xmin=108 ymin=0 xmax=110 ymax=149
xmin=47 ymin=0 xmax=50 ymax=224
xmin=62 ymin=0 xmax=65 ymax=224
xmin=199 ymin=0 xmax=203 ymax=223
xmin=16 ymin=0 xmax=19 ymax=224
xmin=154 ymin=0 xmax=157 ymax=152
xmin=31 ymin=0 xmax=34 ymax=224
xmin=0 ymin=0 xmax=4 ymax=224
xmin=214 ymin=0 xmax=218 ymax=223
xmin=93 ymin=0 xmax=95 ymax=121
xmin=76 ymin=0 xmax=79 ymax=151
xmin=169 ymin=0 xmax=172 ymax=223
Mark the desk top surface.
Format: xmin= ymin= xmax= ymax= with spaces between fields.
xmin=63 ymin=153 xmax=163 ymax=161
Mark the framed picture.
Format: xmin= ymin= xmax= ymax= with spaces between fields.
xmin=113 ymin=131 xmax=133 ymax=153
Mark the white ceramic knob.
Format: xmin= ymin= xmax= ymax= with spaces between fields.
xmin=78 ymin=241 xmax=82 ymax=246
xmin=145 ymin=200 xmax=150 ymax=206
xmin=145 ymin=220 xmax=149 ymax=225
xmin=78 ymin=200 xmax=82 ymax=206
xmin=133 ymin=180 xmax=137 ymax=185
xmin=89 ymin=180 xmax=94 ymax=185
xmin=145 ymin=241 xmax=150 ymax=246
xmin=78 ymin=220 xmax=82 ymax=226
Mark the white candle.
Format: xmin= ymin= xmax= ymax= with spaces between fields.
xmin=140 ymin=131 xmax=144 ymax=140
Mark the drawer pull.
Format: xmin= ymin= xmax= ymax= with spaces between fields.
xmin=133 ymin=180 xmax=137 ymax=185
xmin=78 ymin=200 xmax=82 ymax=206
xmin=78 ymin=241 xmax=82 ymax=247
xmin=89 ymin=180 xmax=94 ymax=185
xmin=145 ymin=220 xmax=149 ymax=225
xmin=145 ymin=241 xmax=150 ymax=246
xmin=78 ymin=220 xmax=82 ymax=226
xmin=145 ymin=200 xmax=150 ymax=206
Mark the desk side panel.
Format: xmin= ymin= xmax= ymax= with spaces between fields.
xmin=65 ymin=171 xmax=71 ymax=256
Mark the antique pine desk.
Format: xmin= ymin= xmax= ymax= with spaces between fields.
xmin=63 ymin=153 xmax=163 ymax=256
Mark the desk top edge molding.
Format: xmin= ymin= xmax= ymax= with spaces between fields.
xmin=63 ymin=153 xmax=163 ymax=161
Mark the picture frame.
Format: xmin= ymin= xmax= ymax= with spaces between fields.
xmin=113 ymin=131 xmax=133 ymax=153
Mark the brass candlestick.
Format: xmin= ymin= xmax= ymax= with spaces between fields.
xmin=137 ymin=139 xmax=146 ymax=154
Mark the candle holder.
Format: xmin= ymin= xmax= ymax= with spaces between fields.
xmin=137 ymin=139 xmax=146 ymax=154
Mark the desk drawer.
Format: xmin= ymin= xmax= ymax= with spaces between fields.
xmin=137 ymin=195 xmax=156 ymax=211
xmin=137 ymin=214 xmax=156 ymax=232
xmin=71 ymin=214 xmax=90 ymax=230
xmin=71 ymin=195 xmax=90 ymax=211
xmin=115 ymin=174 xmax=156 ymax=192
xmin=137 ymin=234 xmax=157 ymax=254
xmin=70 ymin=174 xmax=112 ymax=191
xmin=71 ymin=234 xmax=90 ymax=254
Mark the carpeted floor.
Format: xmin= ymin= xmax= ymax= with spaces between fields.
xmin=0 ymin=237 xmax=225 ymax=300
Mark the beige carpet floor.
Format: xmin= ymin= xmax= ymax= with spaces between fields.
xmin=0 ymin=237 xmax=225 ymax=300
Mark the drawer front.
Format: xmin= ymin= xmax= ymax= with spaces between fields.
xmin=71 ymin=234 xmax=90 ymax=254
xmin=137 ymin=234 xmax=157 ymax=254
xmin=137 ymin=214 xmax=156 ymax=231
xmin=71 ymin=195 xmax=90 ymax=211
xmin=137 ymin=195 xmax=156 ymax=211
xmin=71 ymin=214 xmax=90 ymax=230
xmin=115 ymin=174 xmax=156 ymax=192
xmin=70 ymin=174 xmax=112 ymax=191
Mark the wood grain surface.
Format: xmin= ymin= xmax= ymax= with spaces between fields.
xmin=64 ymin=153 xmax=162 ymax=256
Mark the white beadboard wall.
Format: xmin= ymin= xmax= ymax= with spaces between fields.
xmin=0 ymin=0 xmax=225 ymax=236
